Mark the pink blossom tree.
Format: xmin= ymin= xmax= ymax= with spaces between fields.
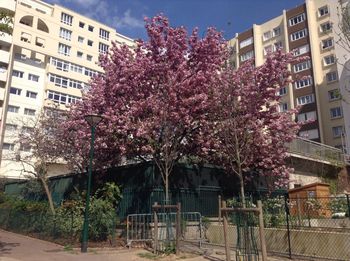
xmin=63 ymin=15 xmax=228 ymax=202
xmin=204 ymin=50 xmax=300 ymax=206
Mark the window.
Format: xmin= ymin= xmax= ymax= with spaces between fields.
xmin=239 ymin=37 xmax=253 ymax=48
xmin=328 ymin=89 xmax=341 ymax=101
xmin=58 ymin=43 xmax=71 ymax=56
xmin=240 ymin=50 xmax=254 ymax=62
xmin=263 ymin=31 xmax=271 ymax=41
xmin=296 ymin=94 xmax=315 ymax=105
xmin=87 ymin=40 xmax=93 ymax=46
xmin=273 ymin=27 xmax=281 ymax=37
xmin=298 ymin=111 xmax=317 ymax=122
xmin=98 ymin=42 xmax=109 ymax=54
xmin=324 ymin=55 xmax=335 ymax=66
xmin=19 ymin=143 xmax=31 ymax=152
xmin=70 ymin=64 xmax=83 ymax=74
xmin=3 ymin=143 xmax=15 ymax=151
xmin=22 ymin=126 xmax=34 ymax=134
xmin=8 ymin=105 xmax=19 ymax=113
xmin=59 ymin=28 xmax=72 ymax=41
xmin=78 ymin=36 xmax=84 ymax=43
xmin=5 ymin=124 xmax=17 ymax=131
xmin=289 ymin=13 xmax=305 ymax=26
xmin=79 ymin=21 xmax=85 ymax=28
xmin=330 ymin=107 xmax=342 ymax=119
xmin=318 ymin=6 xmax=329 ymax=17
xmin=326 ymin=71 xmax=337 ymax=82
xmin=77 ymin=51 xmax=83 ymax=58
xmin=10 ymin=87 xmax=21 ymax=95
xmin=50 ymin=57 xmax=69 ymax=72
xmin=88 ymin=25 xmax=94 ymax=32
xmin=12 ymin=70 xmax=24 ymax=78
xmin=295 ymin=76 xmax=313 ymax=89
xmin=26 ymin=91 xmax=37 ymax=99
xmin=278 ymin=86 xmax=287 ymax=96
xmin=274 ymin=41 xmax=283 ymax=51
xmin=49 ymin=73 xmax=83 ymax=89
xmin=84 ymin=68 xmax=98 ymax=77
xmin=278 ymin=103 xmax=288 ymax=112
xmin=299 ymin=129 xmax=319 ymax=140
xmin=320 ymin=22 xmax=332 ymax=33
xmin=332 ymin=126 xmax=344 ymax=138
xmin=24 ymin=108 xmax=36 ymax=116
xmin=49 ymin=73 xmax=69 ymax=88
xmin=293 ymin=44 xmax=309 ymax=56
xmin=28 ymin=73 xmax=39 ymax=82
xmin=294 ymin=60 xmax=311 ymax=73
xmin=291 ymin=29 xmax=308 ymax=41
xmin=263 ymin=45 xmax=272 ymax=55
xmin=87 ymin=55 xmax=92 ymax=61
xmin=99 ymin=28 xmax=110 ymax=40
xmin=61 ymin=12 xmax=73 ymax=26
xmin=322 ymin=38 xmax=333 ymax=49
xmin=47 ymin=90 xmax=81 ymax=105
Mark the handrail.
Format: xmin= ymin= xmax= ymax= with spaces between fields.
xmin=287 ymin=137 xmax=344 ymax=165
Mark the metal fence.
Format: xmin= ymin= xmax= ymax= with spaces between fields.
xmin=287 ymin=137 xmax=344 ymax=165
xmin=127 ymin=212 xmax=202 ymax=250
xmin=0 ymin=208 xmax=117 ymax=245
xmin=203 ymin=195 xmax=350 ymax=260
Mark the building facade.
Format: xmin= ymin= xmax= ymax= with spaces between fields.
xmin=229 ymin=0 xmax=348 ymax=152
xmin=0 ymin=0 xmax=134 ymax=179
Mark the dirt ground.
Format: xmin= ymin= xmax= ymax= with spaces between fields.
xmin=0 ymin=229 xmax=296 ymax=261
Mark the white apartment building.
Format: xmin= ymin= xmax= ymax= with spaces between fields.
xmin=0 ymin=0 xmax=134 ymax=179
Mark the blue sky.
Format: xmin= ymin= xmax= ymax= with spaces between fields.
xmin=47 ymin=0 xmax=305 ymax=40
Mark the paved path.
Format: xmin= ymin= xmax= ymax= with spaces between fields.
xmin=0 ymin=229 xmax=295 ymax=261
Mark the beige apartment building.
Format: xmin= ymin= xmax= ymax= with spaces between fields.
xmin=229 ymin=0 xmax=349 ymax=152
xmin=0 ymin=0 xmax=134 ymax=179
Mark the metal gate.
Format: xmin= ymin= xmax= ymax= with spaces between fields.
xmin=126 ymin=212 xmax=202 ymax=249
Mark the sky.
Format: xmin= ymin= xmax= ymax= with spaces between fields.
xmin=47 ymin=0 xmax=306 ymax=40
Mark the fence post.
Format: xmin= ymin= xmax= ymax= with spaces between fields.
xmin=346 ymin=194 xmax=350 ymax=220
xmin=222 ymin=200 xmax=231 ymax=261
xmin=296 ymin=195 xmax=301 ymax=227
xmin=176 ymin=202 xmax=181 ymax=255
xmin=257 ymin=201 xmax=267 ymax=261
xmin=218 ymin=195 xmax=222 ymax=223
xmin=284 ymin=195 xmax=292 ymax=259
xmin=153 ymin=203 xmax=158 ymax=254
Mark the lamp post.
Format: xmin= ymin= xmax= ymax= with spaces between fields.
xmin=81 ymin=114 xmax=104 ymax=253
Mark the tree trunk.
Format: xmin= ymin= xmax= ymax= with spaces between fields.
xmin=165 ymin=168 xmax=169 ymax=203
xmin=239 ymin=175 xmax=246 ymax=208
xmin=40 ymin=177 xmax=55 ymax=215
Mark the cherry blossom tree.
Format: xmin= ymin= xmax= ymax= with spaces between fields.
xmin=203 ymin=50 xmax=300 ymax=206
xmin=63 ymin=15 xmax=227 ymax=202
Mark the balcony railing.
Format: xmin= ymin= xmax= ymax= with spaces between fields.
xmin=287 ymin=137 xmax=344 ymax=166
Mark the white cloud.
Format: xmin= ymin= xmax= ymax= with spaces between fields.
xmin=112 ymin=9 xmax=144 ymax=29
xmin=64 ymin=0 xmax=99 ymax=8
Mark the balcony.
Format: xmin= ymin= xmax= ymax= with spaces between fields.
xmin=0 ymin=33 xmax=12 ymax=45
xmin=0 ymin=70 xmax=8 ymax=82
xmin=0 ymin=50 xmax=10 ymax=64
xmin=287 ymin=137 xmax=344 ymax=166
xmin=0 ymin=88 xmax=4 ymax=101
xmin=0 ymin=0 xmax=16 ymax=12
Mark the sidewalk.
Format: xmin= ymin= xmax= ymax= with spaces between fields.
xmin=0 ymin=229 xmax=295 ymax=261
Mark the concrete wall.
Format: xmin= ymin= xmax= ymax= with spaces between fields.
xmin=206 ymin=224 xmax=350 ymax=260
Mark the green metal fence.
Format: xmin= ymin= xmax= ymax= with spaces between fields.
xmin=118 ymin=186 xmax=221 ymax=220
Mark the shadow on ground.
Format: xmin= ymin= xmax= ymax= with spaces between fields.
xmin=0 ymin=240 xmax=20 ymax=255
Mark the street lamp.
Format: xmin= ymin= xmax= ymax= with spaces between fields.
xmin=81 ymin=114 xmax=104 ymax=253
